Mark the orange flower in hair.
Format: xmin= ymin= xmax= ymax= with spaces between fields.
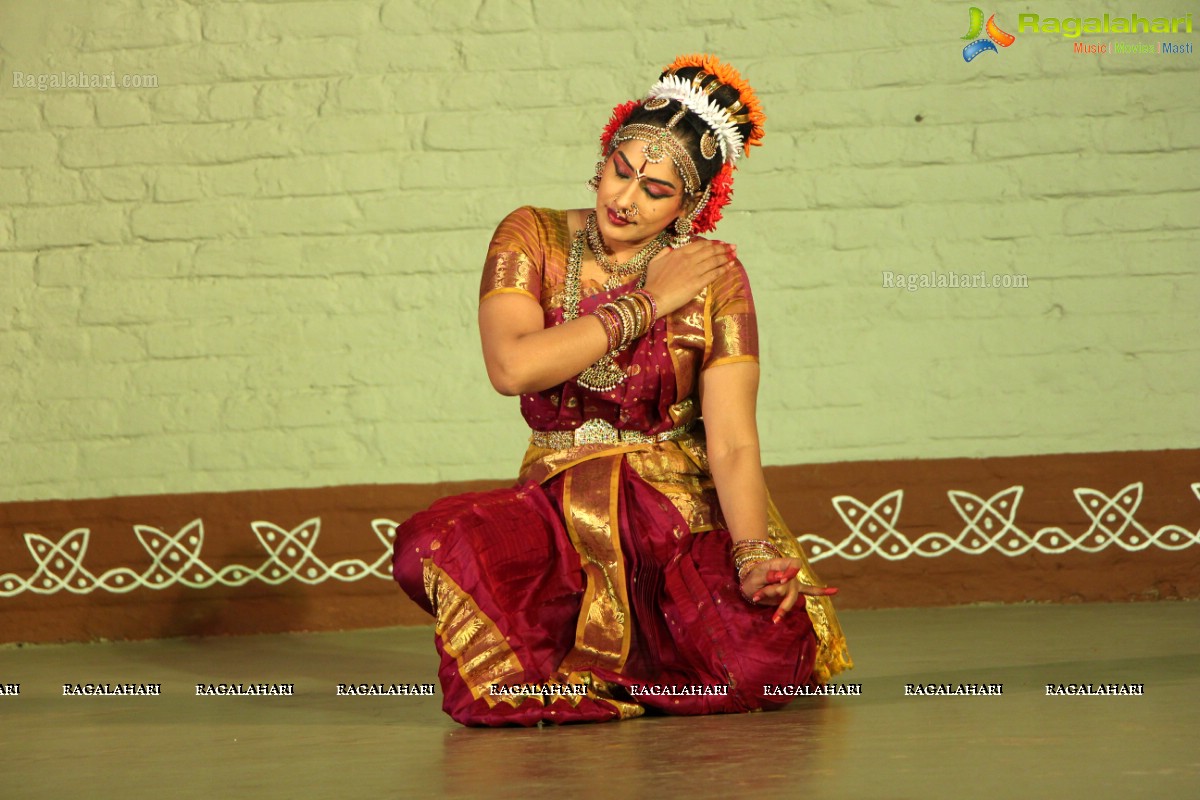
xmin=663 ymin=53 xmax=766 ymax=155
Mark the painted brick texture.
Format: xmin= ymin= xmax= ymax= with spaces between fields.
xmin=1 ymin=0 xmax=1197 ymax=502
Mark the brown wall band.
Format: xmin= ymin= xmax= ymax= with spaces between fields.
xmin=1 ymin=448 xmax=1197 ymax=644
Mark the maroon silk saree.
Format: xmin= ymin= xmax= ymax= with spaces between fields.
xmin=393 ymin=207 xmax=851 ymax=726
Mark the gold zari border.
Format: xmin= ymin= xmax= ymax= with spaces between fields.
xmin=425 ymin=561 xmax=526 ymax=707
xmin=558 ymin=457 xmax=633 ymax=675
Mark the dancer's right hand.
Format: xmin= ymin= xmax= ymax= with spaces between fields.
xmin=642 ymin=240 xmax=736 ymax=318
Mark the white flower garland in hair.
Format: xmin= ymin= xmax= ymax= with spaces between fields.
xmin=646 ymin=74 xmax=745 ymax=163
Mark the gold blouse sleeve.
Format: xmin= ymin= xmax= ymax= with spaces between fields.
xmin=703 ymin=259 xmax=759 ymax=370
xmin=479 ymin=206 xmax=545 ymax=304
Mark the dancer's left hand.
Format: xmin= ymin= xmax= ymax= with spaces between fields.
xmin=739 ymin=558 xmax=838 ymax=625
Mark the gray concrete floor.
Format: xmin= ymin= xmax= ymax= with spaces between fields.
xmin=0 ymin=602 xmax=1196 ymax=799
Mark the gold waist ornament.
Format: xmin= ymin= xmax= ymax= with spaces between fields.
xmin=530 ymin=418 xmax=690 ymax=449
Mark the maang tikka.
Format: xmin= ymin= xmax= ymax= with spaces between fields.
xmin=609 ymin=107 xmax=700 ymax=195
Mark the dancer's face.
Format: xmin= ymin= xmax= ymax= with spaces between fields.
xmin=594 ymin=139 xmax=689 ymax=247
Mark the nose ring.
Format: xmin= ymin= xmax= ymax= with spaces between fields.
xmin=627 ymin=203 xmax=640 ymax=218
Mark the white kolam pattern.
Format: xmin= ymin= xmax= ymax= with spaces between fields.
xmin=0 ymin=518 xmax=398 ymax=596
xmin=1 ymin=483 xmax=1196 ymax=596
xmin=804 ymin=482 xmax=1200 ymax=561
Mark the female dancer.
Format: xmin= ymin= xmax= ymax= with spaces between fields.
xmin=394 ymin=54 xmax=851 ymax=726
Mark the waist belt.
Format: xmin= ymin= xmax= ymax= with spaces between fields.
xmin=530 ymin=418 xmax=690 ymax=449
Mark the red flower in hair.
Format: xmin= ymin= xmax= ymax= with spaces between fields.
xmin=692 ymin=162 xmax=734 ymax=234
xmin=599 ymin=100 xmax=639 ymax=154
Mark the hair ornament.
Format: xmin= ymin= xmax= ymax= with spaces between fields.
xmin=662 ymin=53 xmax=766 ymax=156
xmin=645 ymin=72 xmax=744 ymax=162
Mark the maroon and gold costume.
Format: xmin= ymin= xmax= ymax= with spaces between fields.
xmin=393 ymin=207 xmax=851 ymax=726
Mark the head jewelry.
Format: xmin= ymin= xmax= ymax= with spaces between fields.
xmin=596 ymin=54 xmax=765 ymax=235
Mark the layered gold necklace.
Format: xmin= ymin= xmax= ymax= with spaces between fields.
xmin=584 ymin=212 xmax=669 ymax=288
xmin=564 ymin=212 xmax=670 ymax=391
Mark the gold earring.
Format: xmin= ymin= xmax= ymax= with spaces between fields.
xmin=669 ymin=216 xmax=693 ymax=248
xmin=586 ymin=159 xmax=604 ymax=192
xmin=669 ymin=185 xmax=711 ymax=248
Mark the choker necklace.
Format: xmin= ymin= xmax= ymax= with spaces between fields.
xmin=585 ymin=212 xmax=670 ymax=288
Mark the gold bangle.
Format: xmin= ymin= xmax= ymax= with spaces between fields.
xmin=634 ymin=289 xmax=658 ymax=323
xmin=616 ymin=295 xmax=641 ymax=342
xmin=737 ymin=560 xmax=769 ymax=582
xmin=734 ymin=551 xmax=776 ymax=573
xmin=613 ymin=297 xmax=636 ymax=350
xmin=732 ymin=538 xmax=784 ymax=583
xmin=628 ymin=292 xmax=650 ymax=336
xmin=629 ymin=294 xmax=647 ymax=337
xmin=731 ymin=539 xmax=782 ymax=558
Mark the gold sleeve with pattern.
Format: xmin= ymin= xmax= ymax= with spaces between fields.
xmin=703 ymin=260 xmax=759 ymax=370
xmin=479 ymin=206 xmax=544 ymax=304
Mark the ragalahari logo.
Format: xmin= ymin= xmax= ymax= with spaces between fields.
xmin=962 ymin=7 xmax=1016 ymax=61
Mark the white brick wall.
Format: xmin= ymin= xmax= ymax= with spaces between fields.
xmin=0 ymin=0 xmax=1197 ymax=502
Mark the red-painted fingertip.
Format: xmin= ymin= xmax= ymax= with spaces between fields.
xmin=782 ymin=566 xmax=800 ymax=581
xmin=821 ymin=587 xmax=839 ymax=595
